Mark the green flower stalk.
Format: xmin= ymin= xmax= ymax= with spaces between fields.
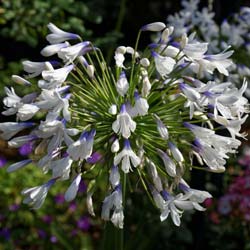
xmin=1 ymin=22 xmax=248 ymax=228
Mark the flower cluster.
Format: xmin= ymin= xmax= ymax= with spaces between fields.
xmin=168 ymin=0 xmax=250 ymax=96
xmin=0 ymin=21 xmax=248 ymax=228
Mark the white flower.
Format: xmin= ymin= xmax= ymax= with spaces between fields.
xmin=109 ymin=165 xmax=120 ymax=189
xmin=114 ymin=139 xmax=140 ymax=173
xmin=39 ymin=64 xmax=74 ymax=89
xmin=46 ymin=23 xmax=81 ymax=44
xmin=141 ymin=75 xmax=151 ymax=97
xmin=7 ymin=159 xmax=32 ymax=173
xmin=37 ymin=118 xmax=79 ymax=154
xmin=64 ymin=174 xmax=82 ymax=202
xmin=152 ymin=51 xmax=176 ymax=77
xmin=67 ymin=129 xmax=96 ymax=161
xmin=0 ymin=122 xmax=35 ymax=140
xmin=36 ymin=89 xmax=71 ymax=121
xmin=115 ymin=71 xmax=129 ymax=96
xmin=140 ymin=58 xmax=150 ymax=67
xmin=183 ymin=41 xmax=208 ymax=60
xmin=12 ymin=75 xmax=31 ymax=86
xmin=40 ymin=42 xmax=69 ymax=57
xmin=101 ymin=185 xmax=124 ymax=228
xmin=17 ymin=104 xmax=40 ymax=121
xmin=51 ymin=156 xmax=73 ymax=180
xmin=154 ymin=114 xmax=169 ymax=140
xmin=108 ymin=104 xmax=117 ymax=115
xmin=8 ymin=134 xmax=36 ymax=148
xmin=147 ymin=159 xmax=163 ymax=191
xmin=22 ymin=61 xmax=50 ymax=78
xmin=157 ymin=149 xmax=176 ymax=177
xmin=58 ymin=41 xmax=91 ymax=63
xmin=111 ymin=138 xmax=120 ymax=153
xmin=179 ymin=179 xmax=212 ymax=203
xmin=22 ymin=179 xmax=56 ymax=209
xmin=112 ymin=104 xmax=136 ymax=139
xmin=133 ymin=92 xmax=149 ymax=116
xmin=168 ymin=141 xmax=184 ymax=163
xmin=141 ymin=22 xmax=166 ymax=32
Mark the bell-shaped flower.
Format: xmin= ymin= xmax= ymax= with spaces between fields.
xmin=112 ymin=104 xmax=136 ymax=139
xmin=22 ymin=179 xmax=56 ymax=209
xmin=40 ymin=64 xmax=74 ymax=89
xmin=64 ymin=174 xmax=82 ymax=202
xmin=113 ymin=139 xmax=140 ymax=173
xmin=51 ymin=155 xmax=73 ymax=180
xmin=46 ymin=23 xmax=81 ymax=44
xmin=115 ymin=71 xmax=129 ymax=96
xmin=67 ymin=129 xmax=96 ymax=161
xmin=179 ymin=179 xmax=212 ymax=203
xmin=37 ymin=118 xmax=79 ymax=154
xmin=17 ymin=104 xmax=40 ymax=121
xmin=132 ymin=91 xmax=149 ymax=116
xmin=40 ymin=42 xmax=69 ymax=57
xmin=36 ymin=89 xmax=71 ymax=121
xmin=0 ymin=122 xmax=35 ymax=140
xmin=58 ymin=41 xmax=91 ymax=63
xmin=152 ymin=51 xmax=176 ymax=77
xmin=101 ymin=185 xmax=124 ymax=228
xmin=22 ymin=61 xmax=51 ymax=78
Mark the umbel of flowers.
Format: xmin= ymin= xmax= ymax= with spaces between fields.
xmin=0 ymin=22 xmax=248 ymax=229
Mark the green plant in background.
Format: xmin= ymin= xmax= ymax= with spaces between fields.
xmin=0 ymin=0 xmax=102 ymax=47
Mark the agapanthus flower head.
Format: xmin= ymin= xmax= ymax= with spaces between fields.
xmin=1 ymin=20 xmax=248 ymax=229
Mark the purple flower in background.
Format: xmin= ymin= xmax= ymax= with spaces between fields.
xmin=50 ymin=235 xmax=58 ymax=243
xmin=54 ymin=194 xmax=65 ymax=204
xmin=77 ymin=216 xmax=91 ymax=231
xmin=42 ymin=215 xmax=53 ymax=224
xmin=37 ymin=229 xmax=47 ymax=239
xmin=86 ymin=152 xmax=102 ymax=164
xmin=9 ymin=203 xmax=20 ymax=211
xmin=0 ymin=155 xmax=7 ymax=168
xmin=68 ymin=202 xmax=77 ymax=212
xmin=218 ymin=196 xmax=232 ymax=215
xmin=19 ymin=142 xmax=33 ymax=156
xmin=0 ymin=228 xmax=11 ymax=240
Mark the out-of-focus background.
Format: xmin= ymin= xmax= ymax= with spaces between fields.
xmin=1 ymin=0 xmax=250 ymax=249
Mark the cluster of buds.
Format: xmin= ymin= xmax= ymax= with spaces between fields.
xmin=0 ymin=21 xmax=248 ymax=228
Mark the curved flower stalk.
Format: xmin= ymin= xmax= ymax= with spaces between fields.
xmin=1 ymin=22 xmax=249 ymax=228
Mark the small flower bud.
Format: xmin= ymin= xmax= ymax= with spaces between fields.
xmin=12 ymin=75 xmax=31 ymax=86
xmin=87 ymin=65 xmax=95 ymax=78
xmin=141 ymin=22 xmax=166 ymax=32
xmin=109 ymin=104 xmax=117 ymax=115
xmin=140 ymin=58 xmax=150 ymax=67
xmin=111 ymin=138 xmax=120 ymax=153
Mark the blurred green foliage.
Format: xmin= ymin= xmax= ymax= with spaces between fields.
xmin=0 ymin=0 xmax=103 ymax=47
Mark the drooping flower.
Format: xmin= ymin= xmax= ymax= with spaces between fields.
xmin=114 ymin=139 xmax=140 ymax=173
xmin=112 ymin=104 xmax=136 ymax=139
